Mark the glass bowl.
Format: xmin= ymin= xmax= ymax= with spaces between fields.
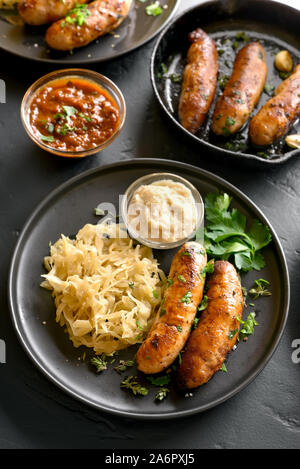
xmin=20 ymin=68 xmax=126 ymax=158
xmin=121 ymin=172 xmax=204 ymax=250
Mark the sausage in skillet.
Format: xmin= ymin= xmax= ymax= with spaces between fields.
xmin=18 ymin=0 xmax=90 ymax=26
xmin=178 ymin=28 xmax=218 ymax=134
xmin=177 ymin=260 xmax=244 ymax=389
xmin=45 ymin=0 xmax=132 ymax=51
xmin=249 ymin=64 xmax=300 ymax=146
xmin=212 ymin=42 xmax=267 ymax=136
xmin=136 ymin=242 xmax=207 ymax=374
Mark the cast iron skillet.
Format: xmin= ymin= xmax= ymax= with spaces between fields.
xmin=151 ymin=0 xmax=300 ymax=167
xmin=0 ymin=0 xmax=179 ymax=64
xmin=8 ymin=159 xmax=289 ymax=419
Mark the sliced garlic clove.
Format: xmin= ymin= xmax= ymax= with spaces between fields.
xmin=285 ymin=134 xmax=300 ymax=149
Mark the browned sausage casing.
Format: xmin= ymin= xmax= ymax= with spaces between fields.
xmin=249 ymin=64 xmax=300 ymax=146
xmin=178 ymin=28 xmax=218 ymax=134
xmin=45 ymin=0 xmax=132 ymax=51
xmin=136 ymin=242 xmax=207 ymax=375
xmin=177 ymin=260 xmax=244 ymax=389
xmin=18 ymin=0 xmax=89 ymax=26
xmin=212 ymin=42 xmax=267 ymax=136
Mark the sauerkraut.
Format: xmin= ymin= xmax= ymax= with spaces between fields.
xmin=41 ymin=223 xmax=166 ymax=355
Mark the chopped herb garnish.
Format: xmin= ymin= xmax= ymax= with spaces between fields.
xmin=177 ymin=275 xmax=186 ymax=283
xmin=264 ymin=84 xmax=275 ymax=97
xmin=120 ymin=376 xmax=148 ymax=396
xmin=136 ymin=320 xmax=143 ymax=331
xmin=176 ymin=325 xmax=182 ymax=332
xmin=64 ymin=4 xmax=91 ymax=27
xmin=155 ymin=387 xmax=170 ymax=401
xmin=235 ymin=32 xmax=250 ymax=42
xmin=218 ymin=75 xmax=229 ymax=90
xmin=216 ymin=113 xmax=223 ymax=120
xmin=160 ymin=309 xmax=166 ymax=317
xmin=200 ymin=259 xmax=215 ymax=277
xmin=239 ymin=312 xmax=259 ymax=341
xmin=228 ymin=328 xmax=238 ymax=340
xmin=198 ymin=295 xmax=208 ymax=311
xmin=62 ymin=105 xmax=77 ymax=117
xmin=225 ymin=116 xmax=236 ymax=127
xmin=145 ymin=1 xmax=163 ymax=16
xmin=78 ymin=112 xmax=92 ymax=121
xmin=181 ymin=291 xmax=192 ymax=304
xmin=180 ymin=251 xmax=192 ymax=257
xmin=153 ymin=289 xmax=158 ymax=299
xmin=279 ymin=71 xmax=291 ymax=80
xmin=170 ymin=74 xmax=182 ymax=83
xmin=167 ymin=278 xmax=173 ymax=287
xmin=222 ymin=127 xmax=231 ymax=136
xmin=40 ymin=135 xmax=55 ymax=143
xmin=128 ymin=281 xmax=135 ymax=289
xmin=220 ymin=363 xmax=228 ymax=372
xmin=147 ymin=374 xmax=171 ymax=386
xmin=90 ymin=354 xmax=107 ymax=373
xmin=249 ymin=278 xmax=271 ymax=299
xmin=114 ymin=360 xmax=135 ymax=374
xmin=94 ymin=207 xmax=105 ymax=216
xmin=232 ymin=40 xmax=239 ymax=50
xmin=218 ymin=49 xmax=225 ymax=55
xmin=193 ymin=317 xmax=200 ymax=329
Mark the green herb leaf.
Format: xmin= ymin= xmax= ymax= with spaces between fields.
xmin=177 ymin=275 xmax=186 ymax=283
xmin=152 ymin=289 xmax=158 ymax=299
xmin=181 ymin=291 xmax=192 ymax=304
xmin=220 ymin=363 xmax=228 ymax=372
xmin=145 ymin=1 xmax=163 ymax=16
xmin=62 ymin=105 xmax=77 ymax=117
xmin=90 ymin=354 xmax=107 ymax=373
xmin=228 ymin=328 xmax=238 ymax=340
xmin=155 ymin=387 xmax=170 ymax=401
xmin=198 ymin=295 xmax=208 ymax=311
xmin=40 ymin=135 xmax=55 ymax=143
xmin=239 ymin=312 xmax=259 ymax=341
xmin=249 ymin=278 xmax=271 ymax=300
xmin=120 ymin=376 xmax=148 ymax=396
xmin=147 ymin=374 xmax=171 ymax=387
xmin=114 ymin=360 xmax=135 ymax=374
xmin=204 ymin=192 xmax=272 ymax=272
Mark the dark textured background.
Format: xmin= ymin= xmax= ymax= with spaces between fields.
xmin=0 ymin=0 xmax=300 ymax=449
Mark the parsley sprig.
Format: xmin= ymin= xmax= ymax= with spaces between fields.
xmin=204 ymin=193 xmax=272 ymax=271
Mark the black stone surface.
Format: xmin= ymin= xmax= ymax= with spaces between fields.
xmin=0 ymin=0 xmax=300 ymax=449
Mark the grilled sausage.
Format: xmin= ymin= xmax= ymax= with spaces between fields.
xmin=212 ymin=42 xmax=267 ymax=136
xmin=18 ymin=0 xmax=89 ymax=26
xmin=178 ymin=28 xmax=218 ymax=134
xmin=45 ymin=0 xmax=132 ymax=51
xmin=249 ymin=64 xmax=300 ymax=146
xmin=177 ymin=260 xmax=243 ymax=389
xmin=136 ymin=242 xmax=207 ymax=375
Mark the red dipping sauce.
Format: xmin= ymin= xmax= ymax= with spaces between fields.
xmin=28 ymin=77 xmax=121 ymax=153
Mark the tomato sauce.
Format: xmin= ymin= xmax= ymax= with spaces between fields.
xmin=29 ymin=77 xmax=120 ymax=153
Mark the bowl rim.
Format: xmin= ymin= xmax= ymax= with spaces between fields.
xmin=150 ymin=0 xmax=300 ymax=166
xmin=120 ymin=171 xmax=204 ymax=249
xmin=20 ymin=68 xmax=126 ymax=158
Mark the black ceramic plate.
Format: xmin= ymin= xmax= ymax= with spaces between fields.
xmin=0 ymin=0 xmax=179 ymax=64
xmin=8 ymin=159 xmax=289 ymax=419
xmin=151 ymin=0 xmax=300 ymax=166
